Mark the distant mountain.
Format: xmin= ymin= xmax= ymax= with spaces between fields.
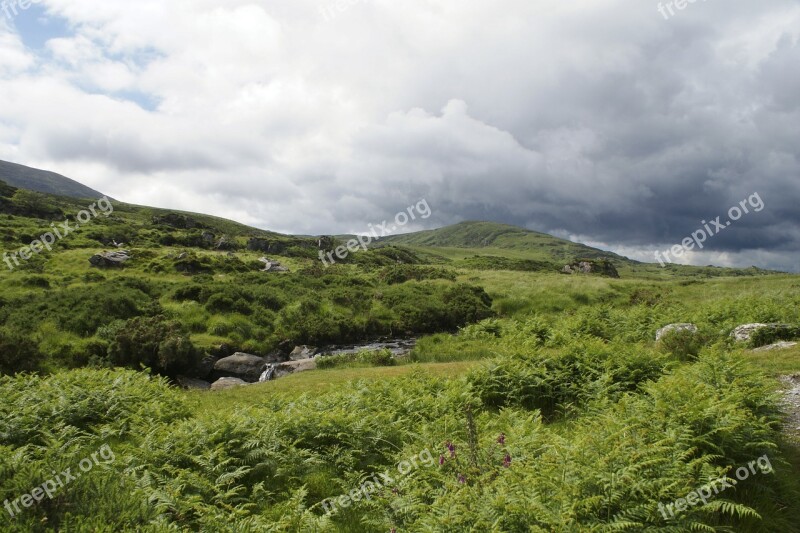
xmin=0 ymin=160 xmax=107 ymax=199
xmin=379 ymin=220 xmax=633 ymax=264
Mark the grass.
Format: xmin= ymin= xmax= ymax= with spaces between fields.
xmin=744 ymin=345 xmax=800 ymax=376
xmin=188 ymin=361 xmax=479 ymax=413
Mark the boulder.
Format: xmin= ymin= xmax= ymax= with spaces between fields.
xmin=210 ymin=377 xmax=249 ymax=391
xmin=176 ymin=376 xmax=211 ymax=390
xmin=259 ymin=257 xmax=289 ymax=272
xmin=290 ymin=345 xmax=317 ymax=361
xmin=273 ymin=358 xmax=317 ymax=379
xmin=561 ymin=259 xmax=620 ymax=278
xmin=213 ymin=353 xmax=268 ymax=382
xmin=730 ymin=323 xmax=789 ymax=343
xmin=656 ymin=323 xmax=698 ymax=342
xmin=752 ymin=341 xmax=798 ymax=352
xmin=89 ymin=250 xmax=131 ymax=268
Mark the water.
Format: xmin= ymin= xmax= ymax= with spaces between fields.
xmin=259 ymin=364 xmax=276 ymax=383
xmin=257 ymin=338 xmax=417 ymax=383
xmin=319 ymin=338 xmax=417 ymax=357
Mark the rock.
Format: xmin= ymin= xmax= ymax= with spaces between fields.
xmin=259 ymin=257 xmax=289 ymax=273
xmin=752 ymin=341 xmax=798 ymax=352
xmin=264 ymin=350 xmax=288 ymax=364
xmin=656 ymin=323 xmax=698 ymax=342
xmin=290 ymin=345 xmax=317 ymax=361
xmin=730 ymin=323 xmax=789 ymax=343
xmin=213 ymin=353 xmax=269 ymax=382
xmin=176 ymin=376 xmax=211 ymax=390
xmin=561 ymin=259 xmax=620 ymax=278
xmin=273 ymin=358 xmax=317 ymax=379
xmin=210 ymin=377 xmax=249 ymax=391
xmin=89 ymin=250 xmax=132 ymax=268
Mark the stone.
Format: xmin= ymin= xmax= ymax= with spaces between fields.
xmin=272 ymin=358 xmax=317 ymax=379
xmin=290 ymin=345 xmax=317 ymax=361
xmin=730 ymin=323 xmax=789 ymax=343
xmin=656 ymin=323 xmax=698 ymax=342
xmin=210 ymin=377 xmax=249 ymax=391
xmin=89 ymin=250 xmax=131 ymax=268
xmin=752 ymin=341 xmax=798 ymax=352
xmin=213 ymin=353 xmax=268 ymax=382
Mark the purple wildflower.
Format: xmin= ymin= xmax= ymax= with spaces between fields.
xmin=503 ymin=454 xmax=512 ymax=468
xmin=446 ymin=441 xmax=456 ymax=458
xmin=497 ymin=433 xmax=506 ymax=445
xmin=439 ymin=455 xmax=446 ymax=465
xmin=457 ymin=474 xmax=466 ymax=484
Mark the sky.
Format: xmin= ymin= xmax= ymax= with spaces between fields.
xmin=0 ymin=0 xmax=799 ymax=271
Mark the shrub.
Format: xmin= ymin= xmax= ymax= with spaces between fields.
xmin=658 ymin=328 xmax=706 ymax=360
xmin=750 ymin=324 xmax=800 ymax=348
xmin=107 ymin=315 xmax=199 ymax=377
xmin=0 ymin=328 xmax=44 ymax=375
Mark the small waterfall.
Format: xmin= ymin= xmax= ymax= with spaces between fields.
xmin=259 ymin=364 xmax=276 ymax=383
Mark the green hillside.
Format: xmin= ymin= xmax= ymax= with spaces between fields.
xmin=0 ymin=159 xmax=107 ymax=199
xmin=380 ymin=220 xmax=625 ymax=261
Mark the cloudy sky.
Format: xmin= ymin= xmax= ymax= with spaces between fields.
xmin=1 ymin=0 xmax=799 ymax=271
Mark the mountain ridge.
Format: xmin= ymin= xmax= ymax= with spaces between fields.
xmin=0 ymin=159 xmax=107 ymax=199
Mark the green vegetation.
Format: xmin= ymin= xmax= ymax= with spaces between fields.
xmin=1 ymin=183 xmax=800 ymax=531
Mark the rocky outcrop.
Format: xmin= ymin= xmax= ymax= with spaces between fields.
xmin=561 ymin=259 xmax=620 ymax=278
xmin=89 ymin=250 xmax=132 ymax=268
xmin=730 ymin=323 xmax=789 ymax=343
xmin=290 ymin=345 xmax=317 ymax=361
xmin=272 ymin=358 xmax=317 ymax=379
xmin=213 ymin=353 xmax=269 ymax=382
xmin=656 ymin=323 xmax=698 ymax=342
xmin=260 ymin=257 xmax=289 ymax=272
xmin=210 ymin=377 xmax=249 ymax=391
xmin=152 ymin=213 xmax=207 ymax=229
xmin=752 ymin=341 xmax=798 ymax=352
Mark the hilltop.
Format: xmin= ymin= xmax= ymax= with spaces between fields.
xmin=0 ymin=159 xmax=108 ymax=199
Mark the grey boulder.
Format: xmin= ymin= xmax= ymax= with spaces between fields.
xmin=656 ymin=323 xmax=698 ymax=342
xmin=213 ymin=353 xmax=268 ymax=382
xmin=210 ymin=377 xmax=249 ymax=391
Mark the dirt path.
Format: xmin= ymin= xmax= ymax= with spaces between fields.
xmin=779 ymin=374 xmax=800 ymax=437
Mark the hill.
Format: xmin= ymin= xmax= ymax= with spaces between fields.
xmin=0 ymin=159 xmax=107 ymax=199
xmin=379 ymin=220 xmax=623 ymax=259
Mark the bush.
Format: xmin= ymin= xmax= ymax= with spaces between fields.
xmin=658 ymin=328 xmax=706 ymax=360
xmin=0 ymin=328 xmax=44 ymax=375
xmin=750 ymin=324 xmax=800 ymax=348
xmin=106 ymin=315 xmax=199 ymax=377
